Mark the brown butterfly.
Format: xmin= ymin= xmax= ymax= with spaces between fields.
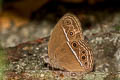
xmin=48 ymin=13 xmax=93 ymax=75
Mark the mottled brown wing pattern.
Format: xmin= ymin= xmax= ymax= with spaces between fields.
xmin=60 ymin=13 xmax=93 ymax=71
xmin=48 ymin=13 xmax=93 ymax=73
xmin=78 ymin=40 xmax=93 ymax=71
xmin=61 ymin=14 xmax=84 ymax=41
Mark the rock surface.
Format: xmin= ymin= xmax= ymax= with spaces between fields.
xmin=0 ymin=1 xmax=120 ymax=80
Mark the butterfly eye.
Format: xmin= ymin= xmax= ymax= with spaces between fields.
xmin=70 ymin=32 xmax=73 ymax=35
xmin=85 ymin=62 xmax=87 ymax=65
xmin=72 ymin=41 xmax=78 ymax=48
xmin=64 ymin=19 xmax=72 ymax=25
xmin=82 ymin=51 xmax=86 ymax=54
xmin=69 ymin=31 xmax=75 ymax=36
xmin=82 ymin=56 xmax=86 ymax=60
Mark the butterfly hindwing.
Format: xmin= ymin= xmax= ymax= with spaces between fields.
xmin=48 ymin=13 xmax=93 ymax=73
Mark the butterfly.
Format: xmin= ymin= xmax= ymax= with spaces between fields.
xmin=48 ymin=13 xmax=93 ymax=76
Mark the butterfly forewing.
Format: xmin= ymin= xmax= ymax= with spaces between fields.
xmin=48 ymin=13 xmax=93 ymax=73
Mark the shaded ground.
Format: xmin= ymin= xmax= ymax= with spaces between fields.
xmin=0 ymin=1 xmax=120 ymax=80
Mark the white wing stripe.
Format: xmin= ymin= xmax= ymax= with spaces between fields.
xmin=62 ymin=27 xmax=83 ymax=66
xmin=67 ymin=41 xmax=83 ymax=66
xmin=62 ymin=27 xmax=70 ymax=41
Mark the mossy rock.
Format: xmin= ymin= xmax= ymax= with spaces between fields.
xmin=0 ymin=46 xmax=8 ymax=80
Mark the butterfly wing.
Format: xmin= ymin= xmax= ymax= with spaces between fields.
xmin=48 ymin=13 xmax=93 ymax=72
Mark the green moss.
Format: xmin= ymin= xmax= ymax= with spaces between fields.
xmin=114 ymin=26 xmax=120 ymax=31
xmin=104 ymin=73 xmax=120 ymax=80
xmin=0 ymin=47 xmax=8 ymax=80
